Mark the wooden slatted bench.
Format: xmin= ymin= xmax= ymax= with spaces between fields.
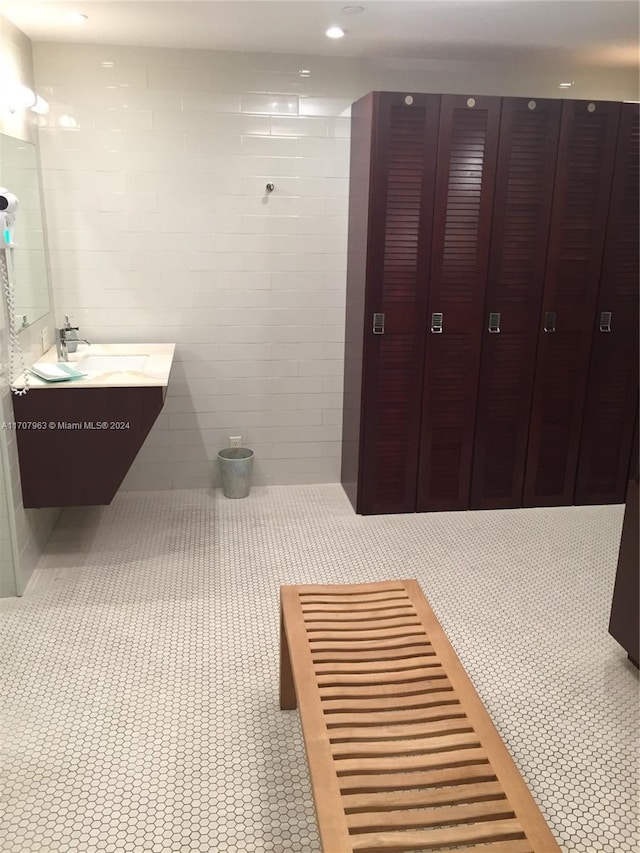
xmin=279 ymin=580 xmax=560 ymax=853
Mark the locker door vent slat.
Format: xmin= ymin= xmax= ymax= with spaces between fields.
xmin=554 ymin=111 xmax=615 ymax=302
xmin=382 ymin=106 xmax=429 ymax=305
xmin=439 ymin=108 xmax=490 ymax=304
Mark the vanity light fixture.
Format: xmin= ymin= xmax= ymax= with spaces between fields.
xmin=67 ymin=12 xmax=89 ymax=24
xmin=325 ymin=26 xmax=346 ymax=39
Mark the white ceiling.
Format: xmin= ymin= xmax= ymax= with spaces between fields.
xmin=2 ymin=0 xmax=639 ymax=67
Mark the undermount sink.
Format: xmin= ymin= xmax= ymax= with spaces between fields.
xmin=76 ymin=354 xmax=149 ymax=372
xmin=18 ymin=343 xmax=175 ymax=390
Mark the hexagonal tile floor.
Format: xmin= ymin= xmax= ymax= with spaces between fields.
xmin=0 ymin=485 xmax=637 ymax=852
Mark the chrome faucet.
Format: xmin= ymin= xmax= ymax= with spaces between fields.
xmin=56 ymin=316 xmax=90 ymax=361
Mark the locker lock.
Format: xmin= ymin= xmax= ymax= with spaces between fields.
xmin=599 ymin=311 xmax=612 ymax=333
xmin=431 ymin=313 xmax=443 ymax=334
xmin=372 ymin=312 xmax=385 ymax=334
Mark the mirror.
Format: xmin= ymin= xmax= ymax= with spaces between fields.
xmin=0 ymin=133 xmax=51 ymax=329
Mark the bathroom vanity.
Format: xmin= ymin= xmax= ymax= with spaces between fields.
xmin=11 ymin=343 xmax=175 ymax=507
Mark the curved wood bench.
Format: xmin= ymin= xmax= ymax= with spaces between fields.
xmin=280 ymin=579 xmax=560 ymax=853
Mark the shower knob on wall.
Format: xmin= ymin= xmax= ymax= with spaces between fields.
xmin=265 ymin=183 xmax=275 ymax=192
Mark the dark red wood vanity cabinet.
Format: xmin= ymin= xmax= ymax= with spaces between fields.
xmin=342 ymin=92 xmax=638 ymax=515
xmin=12 ymin=386 xmax=166 ymax=507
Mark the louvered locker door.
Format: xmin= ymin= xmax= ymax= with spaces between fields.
xmin=358 ymin=92 xmax=440 ymax=514
xmin=523 ymin=99 xmax=621 ymax=507
xmin=416 ymin=94 xmax=501 ymax=512
xmin=470 ymin=98 xmax=562 ymax=509
xmin=574 ymin=103 xmax=639 ymax=505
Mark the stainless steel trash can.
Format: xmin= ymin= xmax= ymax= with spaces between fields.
xmin=217 ymin=447 xmax=254 ymax=498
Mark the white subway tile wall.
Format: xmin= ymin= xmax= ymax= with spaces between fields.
xmin=33 ymin=46 xmax=356 ymax=489
xmin=32 ymin=43 xmax=639 ymax=490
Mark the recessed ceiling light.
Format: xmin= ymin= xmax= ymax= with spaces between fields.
xmin=325 ymin=26 xmax=346 ymax=39
xmin=558 ymin=81 xmax=574 ymax=88
xmin=299 ymin=69 xmax=311 ymax=77
xmin=67 ymin=12 xmax=88 ymax=25
xmin=342 ymin=5 xmax=364 ymax=13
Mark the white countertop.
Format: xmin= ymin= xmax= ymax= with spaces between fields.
xmin=19 ymin=343 xmax=176 ymax=389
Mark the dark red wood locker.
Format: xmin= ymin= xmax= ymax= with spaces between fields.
xmin=522 ymin=99 xmax=621 ymax=507
xmin=416 ymin=95 xmax=501 ymax=512
xmin=574 ymin=103 xmax=639 ymax=505
xmin=470 ymin=98 xmax=562 ymax=509
xmin=342 ymin=92 xmax=440 ymax=514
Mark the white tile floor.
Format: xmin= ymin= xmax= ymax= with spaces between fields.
xmin=0 ymin=485 xmax=638 ymax=853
